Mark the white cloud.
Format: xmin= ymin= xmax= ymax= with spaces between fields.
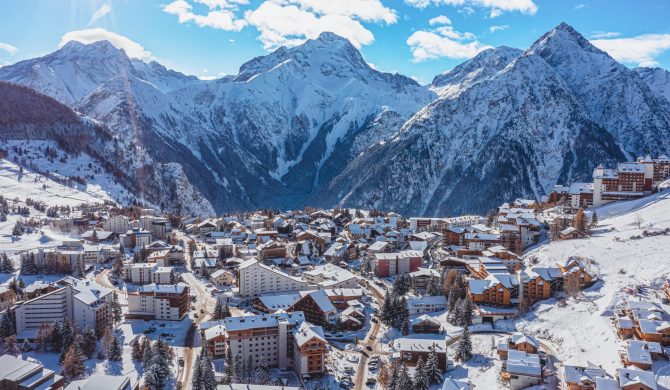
xmin=404 ymin=0 xmax=537 ymax=17
xmin=88 ymin=4 xmax=111 ymax=26
xmin=489 ymin=24 xmax=509 ymax=33
xmin=59 ymin=28 xmax=152 ymax=60
xmin=407 ymin=24 xmax=492 ymax=62
xmin=429 ymin=15 xmax=452 ymax=25
xmin=245 ymin=0 xmax=397 ymax=50
xmin=163 ymin=0 xmax=247 ymax=31
xmin=0 ymin=42 xmax=18 ymax=55
xmin=590 ymin=31 xmax=620 ymax=39
xmin=574 ymin=3 xmax=586 ymax=10
xmin=591 ymin=33 xmax=670 ymax=67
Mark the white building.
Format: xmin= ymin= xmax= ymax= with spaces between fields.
xmin=103 ymin=215 xmax=131 ymax=234
xmin=504 ymin=350 xmax=542 ymax=390
xmin=126 ymin=283 xmax=189 ymax=321
xmin=124 ymin=263 xmax=175 ymax=285
xmin=303 ymin=263 xmax=358 ymax=289
xmin=238 ymin=260 xmax=309 ymax=298
xmin=406 ymin=296 xmax=448 ymax=315
xmin=14 ymin=277 xmax=113 ymax=337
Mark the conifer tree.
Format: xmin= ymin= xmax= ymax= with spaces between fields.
xmin=108 ymin=333 xmax=122 ymax=361
xmin=131 ymin=336 xmax=143 ymax=361
xmin=0 ymin=252 xmax=14 ymax=273
xmin=3 ymin=335 xmax=19 ymax=355
xmin=62 ymin=343 xmax=85 ymax=381
xmin=591 ymin=210 xmax=598 ymax=227
xmin=0 ymin=311 xmax=15 ymax=338
xmin=401 ymin=317 xmax=409 ymax=336
xmin=397 ymin=363 xmax=413 ymax=390
xmin=424 ymin=347 xmax=443 ymax=384
xmin=224 ymin=347 xmax=236 ymax=383
xmin=110 ymin=291 xmax=123 ymax=326
xmin=192 ymin=352 xmax=203 ymax=390
xmin=455 ymin=326 xmax=473 ymax=362
xmin=199 ymin=348 xmax=216 ymax=390
xmin=413 ymin=356 xmax=430 ymax=390
xmin=80 ymin=327 xmax=97 ymax=358
xmin=21 ymin=337 xmax=32 ymax=352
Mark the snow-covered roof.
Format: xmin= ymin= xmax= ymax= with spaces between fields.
xmin=139 ymin=283 xmax=187 ymax=294
xmin=626 ymin=340 xmax=662 ymax=364
xmin=256 ymin=292 xmax=302 ymax=311
xmin=618 ymin=368 xmax=657 ymax=390
xmin=394 ymin=337 xmax=447 ymax=353
xmin=223 ymin=312 xmax=304 ymax=332
xmin=505 ymin=350 xmax=541 ymax=377
xmin=294 ymin=321 xmax=326 ymax=347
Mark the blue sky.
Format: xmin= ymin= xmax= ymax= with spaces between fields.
xmin=1 ymin=0 xmax=669 ymax=84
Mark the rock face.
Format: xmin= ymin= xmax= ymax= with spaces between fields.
xmin=1 ymin=24 xmax=669 ymax=216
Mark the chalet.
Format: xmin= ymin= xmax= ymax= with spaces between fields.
xmin=290 ymin=290 xmax=338 ymax=327
xmin=560 ymin=227 xmax=588 ymax=240
xmin=636 ymin=319 xmax=670 ymax=346
xmin=253 ymin=292 xmax=302 ymax=313
xmin=497 ymin=333 xmax=539 ymax=359
xmin=617 ymin=367 xmax=658 ymax=390
xmin=324 ymin=288 xmax=363 ymax=310
xmin=210 ymin=269 xmax=235 ymax=286
xmin=411 ymin=315 xmax=442 ymax=334
xmin=323 ymin=240 xmax=354 ymax=263
xmin=294 ymin=321 xmax=329 ymax=375
xmin=517 ymin=270 xmax=553 ymax=304
xmin=393 ymin=337 xmax=450 ymax=371
xmin=568 ymin=182 xmax=594 ymax=209
xmin=257 ymin=240 xmax=286 ymax=260
xmin=620 ymin=340 xmax=663 ymax=370
xmin=409 ymin=268 xmax=441 ymax=291
xmin=561 ymin=365 xmax=611 ymax=390
xmin=467 ymin=273 xmax=519 ymax=307
xmin=303 ymin=264 xmax=358 ymax=289
xmin=559 ymin=258 xmax=595 ymax=289
xmin=461 ymin=232 xmax=500 ymax=254
xmin=502 ymin=350 xmax=542 ymax=390
xmin=441 ymin=379 xmax=473 ymax=390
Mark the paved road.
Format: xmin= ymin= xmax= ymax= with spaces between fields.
xmin=353 ymin=282 xmax=386 ymax=390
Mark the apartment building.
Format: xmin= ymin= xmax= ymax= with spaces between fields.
xmin=126 ymin=283 xmax=189 ymax=321
xmin=14 ymin=277 xmax=113 ymax=337
xmin=103 ymin=215 xmax=131 ymax=234
xmin=0 ymin=355 xmax=64 ymax=389
xmin=203 ymin=311 xmax=328 ymax=376
xmin=123 ymin=263 xmax=175 ymax=285
xmin=303 ymin=263 xmax=359 ymax=289
xmin=238 ymin=260 xmax=309 ymax=298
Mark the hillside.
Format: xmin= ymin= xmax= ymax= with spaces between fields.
xmin=510 ymin=191 xmax=670 ymax=372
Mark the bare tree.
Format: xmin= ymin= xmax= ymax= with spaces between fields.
xmin=634 ymin=214 xmax=644 ymax=229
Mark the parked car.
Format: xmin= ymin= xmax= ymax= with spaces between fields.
xmin=178 ymin=357 xmax=184 ymax=367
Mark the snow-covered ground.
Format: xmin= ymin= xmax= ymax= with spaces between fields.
xmin=506 ymin=191 xmax=670 ymax=374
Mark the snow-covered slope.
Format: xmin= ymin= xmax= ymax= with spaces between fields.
xmin=430 ymin=46 xmax=522 ymax=97
xmin=0 ymin=81 xmax=214 ymax=215
xmin=2 ymin=25 xmax=669 ymax=215
xmin=515 ymin=191 xmax=670 ymax=372
xmin=635 ymin=66 xmax=670 ymax=102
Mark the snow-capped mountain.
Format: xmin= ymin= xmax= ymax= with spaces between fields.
xmin=1 ymin=24 xmax=669 ymax=216
xmin=430 ymin=46 xmax=522 ymax=97
xmin=315 ymin=23 xmax=669 ymax=215
xmin=635 ymin=66 xmax=670 ymax=102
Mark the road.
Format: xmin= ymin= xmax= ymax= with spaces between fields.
xmin=353 ymin=282 xmax=386 ymax=390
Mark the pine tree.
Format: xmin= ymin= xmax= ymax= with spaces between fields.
xmin=199 ymin=348 xmax=216 ymax=390
xmin=573 ymin=208 xmax=587 ymax=233
xmin=455 ymin=326 xmax=473 ymax=362
xmin=244 ymin=355 xmax=254 ymax=383
xmin=401 ymin=317 xmax=409 ymax=336
xmin=80 ymin=328 xmax=97 ymax=358
xmin=213 ymin=299 xmax=225 ymax=320
xmin=591 ymin=210 xmax=598 ymax=227
xmin=50 ymin=321 xmax=62 ymax=352
xmin=252 ymin=356 xmax=271 ymax=385
xmin=0 ymin=311 xmax=15 ymax=338
xmin=131 ymin=336 xmax=143 ymax=361
xmin=233 ymin=355 xmax=243 ymax=384
xmin=0 ymin=252 xmax=14 ymax=273
xmin=3 ymin=335 xmax=19 ymax=355
xmin=222 ymin=304 xmax=231 ymax=319
xmin=462 ymin=297 xmax=474 ymax=326
xmin=21 ymin=337 xmax=32 ymax=352
xmin=397 ymin=364 xmax=413 ymax=390
xmin=141 ymin=337 xmax=153 ymax=368
xmin=108 ymin=333 xmax=122 ymax=361
xmin=62 ymin=344 xmax=85 ymax=381
xmin=413 ymin=356 xmax=430 ymax=390
xmin=59 ymin=320 xmax=75 ymax=363
xmin=192 ymin=352 xmax=203 ymax=390
xmin=389 ymin=363 xmax=399 ymax=390
xmin=110 ymin=291 xmax=123 ymax=326
xmin=224 ymin=347 xmax=236 ymax=383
